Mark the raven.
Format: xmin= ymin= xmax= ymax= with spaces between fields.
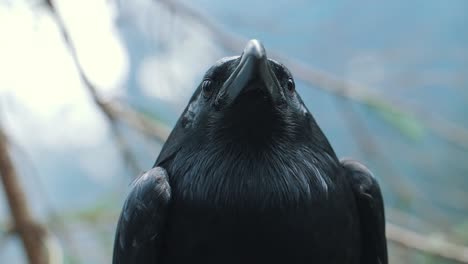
xmin=113 ymin=39 xmax=387 ymax=264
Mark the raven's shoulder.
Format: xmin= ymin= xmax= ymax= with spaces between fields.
xmin=112 ymin=167 xmax=171 ymax=264
xmin=341 ymin=159 xmax=388 ymax=264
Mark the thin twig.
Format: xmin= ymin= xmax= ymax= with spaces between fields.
xmin=9 ymin=141 xmax=84 ymax=263
xmin=387 ymin=223 xmax=468 ymax=263
xmin=43 ymin=0 xmax=141 ymax=174
xmin=334 ymin=96 xmax=457 ymax=234
xmin=336 ymin=100 xmax=468 ymax=263
xmin=0 ymin=127 xmax=48 ymax=264
xmin=334 ymin=97 xmax=414 ymax=201
xmin=108 ymin=102 xmax=170 ymax=142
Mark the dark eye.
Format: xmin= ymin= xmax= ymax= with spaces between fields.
xmin=202 ymin=79 xmax=214 ymax=98
xmin=286 ymin=78 xmax=295 ymax=92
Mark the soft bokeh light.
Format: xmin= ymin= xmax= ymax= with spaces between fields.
xmin=137 ymin=20 xmax=220 ymax=104
xmin=0 ymin=0 xmax=127 ymax=150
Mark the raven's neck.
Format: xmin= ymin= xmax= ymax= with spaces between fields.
xmin=164 ymin=137 xmax=338 ymax=209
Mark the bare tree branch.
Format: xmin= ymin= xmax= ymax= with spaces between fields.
xmin=333 ymin=96 xmax=462 ymax=237
xmin=0 ymin=127 xmax=48 ymax=264
xmin=9 ymin=141 xmax=84 ymax=263
xmin=108 ymin=102 xmax=170 ymax=142
xmin=334 ymin=97 xmax=414 ymax=201
xmin=387 ymin=223 xmax=468 ymax=263
xmin=43 ymin=0 xmax=141 ymax=174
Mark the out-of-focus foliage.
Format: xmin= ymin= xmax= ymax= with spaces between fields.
xmin=365 ymin=99 xmax=425 ymax=141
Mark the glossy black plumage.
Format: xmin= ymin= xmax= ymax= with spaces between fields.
xmin=112 ymin=39 xmax=387 ymax=264
xmin=113 ymin=167 xmax=171 ymax=264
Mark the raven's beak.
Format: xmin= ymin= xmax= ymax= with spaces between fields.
xmin=215 ymin=39 xmax=283 ymax=106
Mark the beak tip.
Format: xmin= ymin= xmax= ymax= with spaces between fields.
xmin=243 ymin=39 xmax=266 ymax=60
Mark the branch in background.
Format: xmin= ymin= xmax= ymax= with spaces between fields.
xmin=334 ymin=96 xmax=414 ymax=202
xmin=43 ymin=0 xmax=142 ymax=174
xmin=0 ymin=127 xmax=48 ymax=264
xmin=109 ymin=102 xmax=170 ymax=142
xmin=332 ymin=84 xmax=457 ymax=258
xmin=333 ymin=98 xmax=457 ymax=224
xmin=387 ymin=223 xmax=468 ymax=263
xmin=10 ymin=141 xmax=84 ymax=263
xmin=154 ymin=0 xmax=468 ymax=151
xmin=43 ymin=0 xmax=171 ymax=142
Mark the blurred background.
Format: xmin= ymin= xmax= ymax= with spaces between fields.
xmin=0 ymin=0 xmax=467 ymax=263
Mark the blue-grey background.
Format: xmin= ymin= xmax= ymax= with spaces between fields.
xmin=0 ymin=0 xmax=467 ymax=263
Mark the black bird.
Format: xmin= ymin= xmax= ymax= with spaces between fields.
xmin=112 ymin=39 xmax=387 ymax=264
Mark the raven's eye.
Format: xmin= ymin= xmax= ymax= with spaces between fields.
xmin=201 ymin=79 xmax=214 ymax=98
xmin=286 ymin=78 xmax=295 ymax=93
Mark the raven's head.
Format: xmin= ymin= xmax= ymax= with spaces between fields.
xmin=157 ymin=39 xmax=336 ymax=166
